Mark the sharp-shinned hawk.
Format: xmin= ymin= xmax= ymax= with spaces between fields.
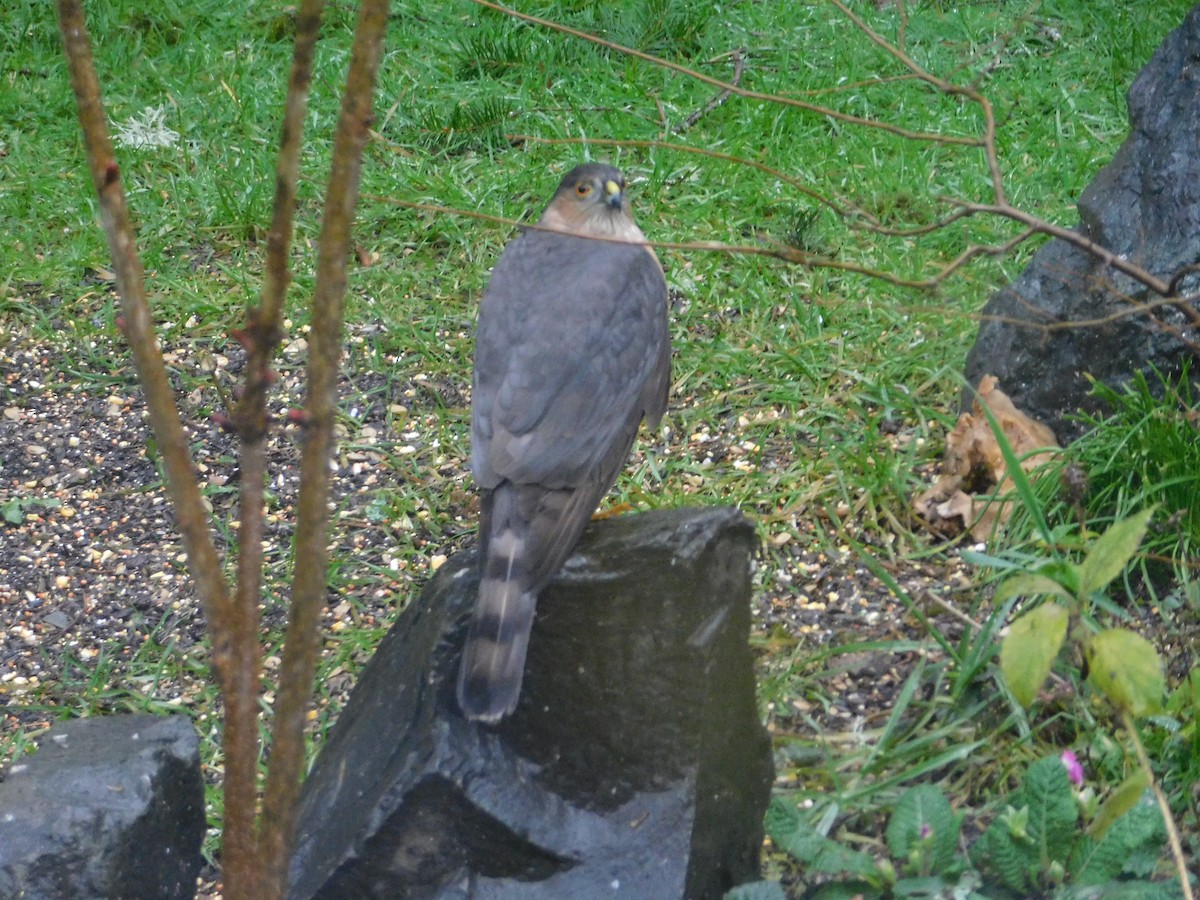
xmin=457 ymin=162 xmax=671 ymax=722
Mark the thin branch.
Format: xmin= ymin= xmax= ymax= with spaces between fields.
xmin=448 ymin=5 xmax=1196 ymax=355
xmin=828 ymin=0 xmax=1007 ymax=205
xmin=370 ymin=194 xmax=1028 ymax=291
xmin=55 ymin=1 xmax=230 ymax=654
xmin=675 ymin=49 xmax=745 ymax=133
xmin=955 ymin=200 xmax=1177 ymax=298
xmin=466 ymin=0 xmax=983 ymax=147
xmin=961 ymin=1 xmax=1044 ymax=94
xmin=222 ymin=1 xmax=327 ymax=896
xmin=257 ymin=2 xmax=390 ymax=896
xmin=1168 ymin=263 xmax=1200 ymax=297
xmin=368 ymin=190 xmax=1197 ymax=349
xmin=255 ymin=0 xmax=324 ymax=337
xmin=496 ymin=134 xmax=851 ymax=218
xmin=831 ymin=0 xmax=971 ymax=98
xmin=55 ymin=0 xmax=255 ymax=879
xmin=498 ymin=133 xmax=984 ymax=238
xmin=870 ymin=294 xmax=1200 ymax=340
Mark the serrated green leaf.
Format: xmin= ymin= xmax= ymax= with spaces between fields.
xmin=1071 ymin=787 xmax=1164 ymax=886
xmin=1108 ymin=797 xmax=1167 ymax=879
xmin=1085 ymin=629 xmax=1166 ymax=717
xmin=993 ymin=573 xmax=1074 ymax=606
xmin=970 ymin=817 xmax=1034 ymax=893
xmin=1087 ymin=770 xmax=1150 ymax=840
xmin=1078 ymin=507 xmax=1155 ymax=596
xmin=1000 ymin=603 xmax=1069 ymax=707
xmin=1064 ymin=835 xmax=1106 ymax=886
xmin=1022 ymin=756 xmax=1078 ymax=864
xmin=765 ymin=798 xmax=879 ymax=878
xmin=886 ymin=785 xmax=959 ymax=876
xmin=723 ymin=881 xmax=788 ymax=900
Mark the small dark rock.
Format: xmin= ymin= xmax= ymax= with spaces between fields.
xmin=0 ymin=713 xmax=205 ymax=900
xmin=964 ymin=6 xmax=1200 ymax=441
xmin=41 ymin=609 xmax=73 ymax=631
xmin=289 ymin=506 xmax=772 ymax=900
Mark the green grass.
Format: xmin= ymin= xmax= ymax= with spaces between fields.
xmin=1071 ymin=369 xmax=1200 ymax=597
xmin=3 ymin=0 xmax=1199 ymax=890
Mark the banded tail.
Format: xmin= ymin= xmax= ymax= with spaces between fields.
xmin=456 ymin=481 xmax=601 ymax=722
xmin=456 ymin=537 xmax=537 ymax=722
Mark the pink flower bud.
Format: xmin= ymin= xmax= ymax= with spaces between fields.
xmin=1061 ymin=749 xmax=1084 ymax=786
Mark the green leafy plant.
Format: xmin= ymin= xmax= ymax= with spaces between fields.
xmin=994 ymin=508 xmax=1164 ymax=715
xmin=970 ymin=756 xmax=1167 ymax=896
xmin=986 ymin=507 xmax=1193 ymax=896
xmin=739 ymin=757 xmax=1172 ymax=900
xmin=1 ymin=495 xmax=62 ymax=525
xmin=958 ymin=374 xmax=1196 ymax=898
xmin=734 ymin=785 xmax=980 ymax=899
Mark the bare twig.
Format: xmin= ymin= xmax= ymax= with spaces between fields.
xmin=1168 ymin=263 xmax=1200 ymax=297
xmin=497 ymin=137 xmax=1195 ymax=327
xmin=498 ymin=134 xmax=992 ymax=238
xmin=369 ymin=193 xmax=1031 ymax=291
xmin=257 ymin=2 xmax=390 ymax=896
xmin=369 ymin=191 xmax=1197 ymax=357
xmin=55 ymin=1 xmax=231 ymax=657
xmin=953 ymin=200 xmax=1174 ymax=297
xmin=496 ymin=134 xmax=853 ymax=219
xmin=831 ymin=0 xmax=1199 ymax=347
xmin=464 ymin=2 xmax=1200 ymax=358
xmin=675 ymin=49 xmax=745 ymax=133
xmin=828 ymin=0 xmax=1008 ymax=205
xmin=466 ymin=0 xmax=982 ymax=147
xmin=389 ymin=106 xmax=1196 ymax=352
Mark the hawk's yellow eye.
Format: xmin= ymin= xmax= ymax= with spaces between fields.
xmin=575 ymin=182 xmax=591 ymax=196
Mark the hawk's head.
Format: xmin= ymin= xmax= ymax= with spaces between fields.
xmin=539 ymin=162 xmax=643 ymax=239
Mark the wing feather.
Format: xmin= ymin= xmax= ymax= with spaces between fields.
xmin=472 ymin=230 xmax=668 ymax=490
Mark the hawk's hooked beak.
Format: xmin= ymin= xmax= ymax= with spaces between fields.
xmin=603 ymin=179 xmax=624 ymax=209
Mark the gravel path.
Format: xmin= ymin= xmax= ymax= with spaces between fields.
xmin=1 ymin=327 xmax=472 ymax=738
xmin=1 ymin=324 xmax=970 ymax=731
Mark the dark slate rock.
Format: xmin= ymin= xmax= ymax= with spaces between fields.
xmin=289 ymin=506 xmax=772 ymax=900
xmin=963 ymin=6 xmax=1200 ymax=442
xmin=0 ymin=713 xmax=205 ymax=900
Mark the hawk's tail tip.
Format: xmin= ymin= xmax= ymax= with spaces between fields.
xmin=457 ymin=671 xmax=520 ymax=723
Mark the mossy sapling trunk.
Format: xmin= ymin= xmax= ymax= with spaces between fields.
xmin=56 ymin=1 xmax=391 ymax=897
xmin=258 ymin=4 xmax=390 ymax=895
